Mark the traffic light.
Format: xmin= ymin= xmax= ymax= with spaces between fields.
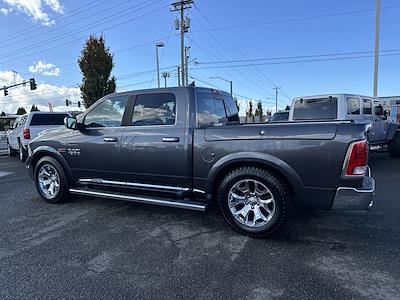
xmin=78 ymin=101 xmax=81 ymax=108
xmin=29 ymin=78 xmax=37 ymax=90
xmin=4 ymin=89 xmax=8 ymax=96
xmin=65 ymin=99 xmax=69 ymax=106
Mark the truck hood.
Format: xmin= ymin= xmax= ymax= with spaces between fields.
xmin=204 ymin=123 xmax=338 ymax=141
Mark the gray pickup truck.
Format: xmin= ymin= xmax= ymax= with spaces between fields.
xmin=26 ymin=87 xmax=375 ymax=237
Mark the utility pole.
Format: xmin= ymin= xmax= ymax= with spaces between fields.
xmin=11 ymin=70 xmax=18 ymax=85
xmin=184 ymin=46 xmax=190 ymax=86
xmin=171 ymin=0 xmax=193 ymax=87
xmin=273 ymin=87 xmax=280 ymax=112
xmin=373 ymin=0 xmax=381 ymax=97
xmin=155 ymin=42 xmax=165 ymax=88
xmin=177 ymin=66 xmax=181 ymax=86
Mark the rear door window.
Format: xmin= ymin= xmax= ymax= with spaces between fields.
xmin=363 ymin=99 xmax=372 ymax=115
xmin=293 ymin=97 xmax=338 ymax=120
xmin=30 ymin=114 xmax=69 ymax=126
xmin=347 ymin=97 xmax=360 ymax=115
xmin=132 ymin=93 xmax=176 ymax=126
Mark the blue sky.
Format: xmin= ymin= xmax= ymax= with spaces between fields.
xmin=0 ymin=0 xmax=399 ymax=113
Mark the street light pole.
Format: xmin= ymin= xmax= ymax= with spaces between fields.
xmin=155 ymin=42 xmax=164 ymax=88
xmin=210 ymin=76 xmax=233 ymax=97
xmin=373 ymin=0 xmax=381 ymax=97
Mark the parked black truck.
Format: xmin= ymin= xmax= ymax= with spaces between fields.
xmin=26 ymin=87 xmax=375 ymax=237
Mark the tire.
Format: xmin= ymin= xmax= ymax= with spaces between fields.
xmin=388 ymin=132 xmax=400 ymax=158
xmin=7 ymin=140 xmax=17 ymax=156
xmin=19 ymin=142 xmax=28 ymax=162
xmin=217 ymin=167 xmax=292 ymax=238
xmin=34 ymin=156 xmax=70 ymax=204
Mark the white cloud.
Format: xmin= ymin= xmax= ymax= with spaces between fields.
xmin=2 ymin=0 xmax=64 ymax=26
xmin=0 ymin=70 xmax=80 ymax=114
xmin=0 ymin=7 xmax=12 ymax=14
xmin=29 ymin=60 xmax=60 ymax=76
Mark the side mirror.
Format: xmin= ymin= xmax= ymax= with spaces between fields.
xmin=64 ymin=116 xmax=77 ymax=130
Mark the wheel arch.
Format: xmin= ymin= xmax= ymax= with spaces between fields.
xmin=30 ymin=146 xmax=74 ymax=183
xmin=206 ymin=152 xmax=304 ymax=203
xmin=387 ymin=123 xmax=400 ymax=141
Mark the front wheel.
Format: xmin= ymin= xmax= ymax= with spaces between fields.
xmin=218 ymin=167 xmax=292 ymax=238
xmin=34 ymin=156 xmax=70 ymax=203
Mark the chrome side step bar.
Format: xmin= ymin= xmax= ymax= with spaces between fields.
xmin=69 ymin=188 xmax=206 ymax=211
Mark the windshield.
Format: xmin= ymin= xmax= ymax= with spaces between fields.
xmin=293 ymin=97 xmax=338 ymax=120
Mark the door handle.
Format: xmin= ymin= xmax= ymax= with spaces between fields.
xmin=162 ymin=137 xmax=179 ymax=142
xmin=104 ymin=137 xmax=118 ymax=142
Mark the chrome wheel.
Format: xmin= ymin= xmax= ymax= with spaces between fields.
xmin=38 ymin=164 xmax=60 ymax=199
xmin=228 ymin=179 xmax=276 ymax=228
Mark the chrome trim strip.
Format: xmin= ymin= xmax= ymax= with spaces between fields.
xmin=193 ymin=189 xmax=206 ymax=194
xmin=69 ymin=188 xmax=206 ymax=211
xmin=78 ymin=179 xmax=189 ymax=192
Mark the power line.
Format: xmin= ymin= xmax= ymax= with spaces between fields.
xmin=193 ymin=52 xmax=400 ymax=69
xmin=2 ymin=0 xmax=134 ymax=49
xmin=193 ymin=5 xmax=292 ymax=101
xmin=197 ymin=48 xmax=400 ymax=64
xmin=0 ymin=0 xmax=108 ymax=41
xmin=0 ymin=3 xmax=168 ymax=65
xmin=191 ymin=4 xmax=400 ymax=33
xmin=0 ymin=0 xmax=165 ymax=59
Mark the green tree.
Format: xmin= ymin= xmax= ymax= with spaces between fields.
xmin=78 ymin=34 xmax=116 ymax=108
xmin=30 ymin=105 xmax=40 ymax=112
xmin=255 ymin=100 xmax=263 ymax=117
xmin=16 ymin=107 xmax=27 ymax=115
xmin=246 ymin=100 xmax=254 ymax=117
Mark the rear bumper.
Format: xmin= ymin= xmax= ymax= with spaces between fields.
xmin=331 ymin=171 xmax=375 ymax=210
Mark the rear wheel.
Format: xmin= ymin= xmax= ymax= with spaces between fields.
xmin=7 ymin=140 xmax=17 ymax=156
xmin=388 ymin=132 xmax=400 ymax=158
xmin=19 ymin=142 xmax=27 ymax=162
xmin=218 ymin=167 xmax=292 ymax=238
xmin=34 ymin=156 xmax=70 ymax=203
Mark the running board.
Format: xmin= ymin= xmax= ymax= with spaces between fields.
xmin=69 ymin=188 xmax=207 ymax=211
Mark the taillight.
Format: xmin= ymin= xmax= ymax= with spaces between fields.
xmin=23 ymin=128 xmax=30 ymax=140
xmin=344 ymin=140 xmax=368 ymax=176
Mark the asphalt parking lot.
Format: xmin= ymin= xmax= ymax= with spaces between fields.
xmin=0 ymin=153 xmax=399 ymax=299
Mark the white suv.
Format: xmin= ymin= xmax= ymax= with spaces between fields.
xmin=7 ymin=112 xmax=70 ymax=161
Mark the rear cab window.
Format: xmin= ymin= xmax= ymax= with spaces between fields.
xmin=293 ymin=97 xmax=338 ymax=120
xmin=363 ymin=99 xmax=372 ymax=115
xmin=30 ymin=114 xmax=69 ymax=126
xmin=196 ymin=89 xmax=239 ymax=126
xmin=347 ymin=97 xmax=360 ymax=115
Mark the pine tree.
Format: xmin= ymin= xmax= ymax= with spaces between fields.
xmin=78 ymin=34 xmax=116 ymax=108
xmin=255 ymin=100 xmax=263 ymax=116
xmin=30 ymin=105 xmax=40 ymax=112
xmin=16 ymin=107 xmax=27 ymax=115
